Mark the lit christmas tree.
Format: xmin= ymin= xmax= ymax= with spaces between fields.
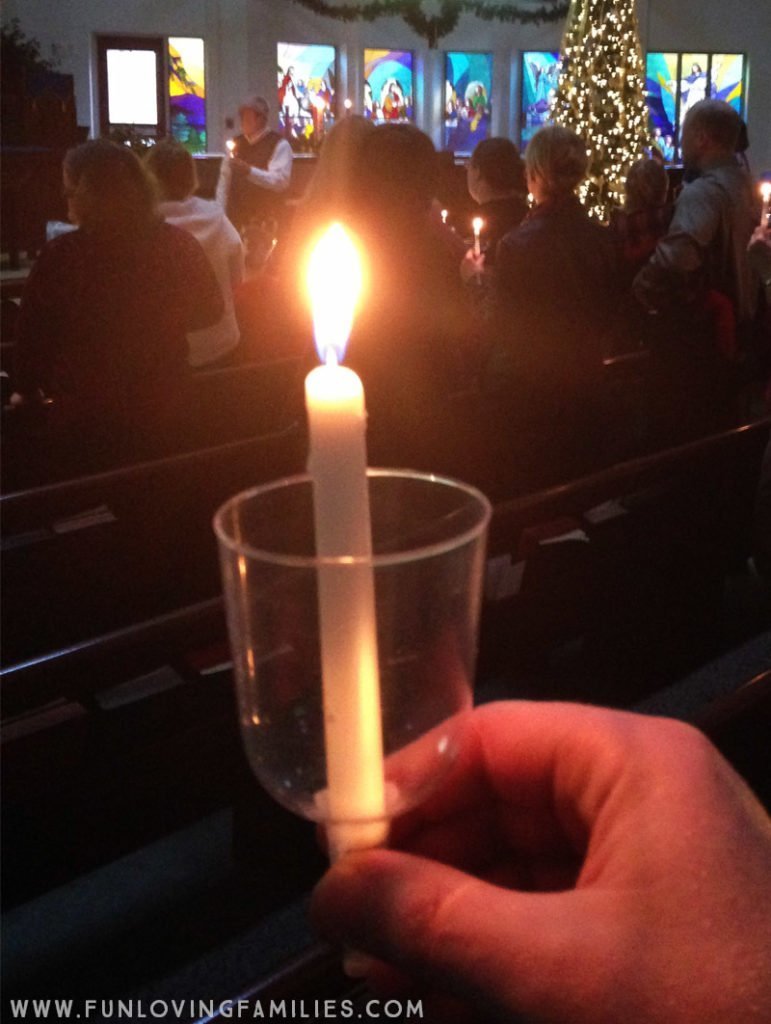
xmin=551 ymin=0 xmax=652 ymax=221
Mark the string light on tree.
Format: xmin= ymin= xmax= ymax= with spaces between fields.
xmin=551 ymin=0 xmax=651 ymax=222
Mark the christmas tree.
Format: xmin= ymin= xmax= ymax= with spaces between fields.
xmin=551 ymin=0 xmax=651 ymax=221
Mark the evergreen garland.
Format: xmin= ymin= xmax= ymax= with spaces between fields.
xmin=287 ymin=1 xmax=569 ymax=47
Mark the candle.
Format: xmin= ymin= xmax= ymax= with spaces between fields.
xmin=472 ymin=215 xmax=484 ymax=257
xmin=304 ymin=224 xmax=387 ymax=861
xmin=226 ymin=138 xmax=236 ymax=158
xmin=441 ymin=208 xmax=449 ymax=225
xmin=760 ymin=182 xmax=771 ymax=228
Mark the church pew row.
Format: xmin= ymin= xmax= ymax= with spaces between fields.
xmin=1 ymin=354 xmax=306 ymax=493
xmin=1 ymin=422 xmax=307 ymax=668
xmin=2 ymin=416 xmax=769 ymax=910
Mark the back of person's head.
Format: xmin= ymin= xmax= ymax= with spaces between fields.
xmin=525 ymin=125 xmax=588 ymax=198
xmin=64 ymin=139 xmax=157 ymax=232
xmin=303 ymin=115 xmax=377 ymax=215
xmin=684 ymin=99 xmax=742 ymax=154
xmin=624 ymin=158 xmax=669 ymax=212
xmin=144 ymin=139 xmax=197 ymax=202
xmin=470 ymin=137 xmax=526 ymax=196
xmin=361 ymin=124 xmax=438 ymax=213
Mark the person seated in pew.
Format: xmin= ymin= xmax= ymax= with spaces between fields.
xmin=144 ymin=140 xmax=245 ymax=369
xmin=312 ymin=700 xmax=771 ymax=1024
xmin=483 ymin=125 xmax=623 ymax=489
xmin=233 ymin=115 xmax=377 ymax=364
xmin=13 ymin=139 xmax=224 ymax=468
xmin=462 ymin=136 xmax=529 ymax=275
xmin=237 ymin=120 xmax=478 ymax=483
xmin=320 ymin=122 xmax=476 ymax=475
xmin=459 ymin=138 xmax=530 ymax=374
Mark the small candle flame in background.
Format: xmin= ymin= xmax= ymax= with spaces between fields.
xmin=441 ymin=208 xmax=449 ymax=225
xmin=306 ymin=224 xmax=364 ymax=366
xmin=344 ymin=98 xmax=353 ymax=112
xmin=226 ymin=139 xmax=236 ymax=157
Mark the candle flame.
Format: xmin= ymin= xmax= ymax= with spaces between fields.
xmin=226 ymin=139 xmax=236 ymax=154
xmin=307 ymin=224 xmax=363 ymax=365
xmin=441 ymin=209 xmax=448 ymax=224
xmin=761 ymin=182 xmax=771 ymax=201
xmin=472 ymin=216 xmax=484 ymax=235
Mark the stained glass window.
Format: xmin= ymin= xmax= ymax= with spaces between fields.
xmin=520 ymin=52 xmax=560 ymax=147
xmin=645 ymin=52 xmax=747 ymax=162
xmin=363 ymin=50 xmax=414 ymax=123
xmin=168 ymin=37 xmax=206 ymax=154
xmin=444 ymin=52 xmax=492 ymax=154
xmin=277 ymin=43 xmax=336 ymax=151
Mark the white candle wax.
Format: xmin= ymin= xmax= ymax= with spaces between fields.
xmin=472 ymin=216 xmax=484 ymax=258
xmin=760 ymin=183 xmax=771 ymax=228
xmin=305 ymin=225 xmax=387 ymax=860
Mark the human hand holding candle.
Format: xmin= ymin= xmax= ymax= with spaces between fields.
xmin=472 ymin=216 xmax=484 ymax=258
xmin=304 ymin=224 xmax=387 ymax=861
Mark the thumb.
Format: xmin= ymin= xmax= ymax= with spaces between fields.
xmin=311 ymin=849 xmax=616 ymax=1021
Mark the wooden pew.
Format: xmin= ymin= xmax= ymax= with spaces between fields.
xmin=2 ymin=415 xmax=768 ymax=1006
xmin=1 ymin=424 xmax=306 ymax=667
xmin=1 ymin=354 xmax=305 ymax=493
xmin=3 ymin=417 xmax=767 ymax=903
xmin=479 ymin=414 xmax=771 ymax=704
xmin=1 ymin=596 xmax=326 ymax=910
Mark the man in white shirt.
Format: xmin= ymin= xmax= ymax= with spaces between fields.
xmin=218 ymin=95 xmax=293 ymax=236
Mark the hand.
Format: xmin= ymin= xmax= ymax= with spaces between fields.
xmin=229 ymin=156 xmax=251 ymax=178
xmin=312 ymin=701 xmax=771 ymax=1023
xmin=749 ymin=224 xmax=771 ymax=252
xmin=460 ymin=249 xmax=485 ymax=283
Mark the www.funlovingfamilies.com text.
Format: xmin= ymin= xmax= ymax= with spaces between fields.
xmin=7 ymin=998 xmax=424 ymax=1021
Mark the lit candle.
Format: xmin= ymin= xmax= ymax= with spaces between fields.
xmin=441 ymin=208 xmax=449 ymax=225
xmin=226 ymin=138 xmax=236 ymax=158
xmin=760 ymin=182 xmax=771 ymax=228
xmin=344 ymin=98 xmax=353 ymax=114
xmin=304 ymin=224 xmax=387 ymax=861
xmin=472 ymin=215 xmax=484 ymax=257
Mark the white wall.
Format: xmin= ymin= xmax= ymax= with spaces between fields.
xmin=4 ymin=0 xmax=769 ymax=170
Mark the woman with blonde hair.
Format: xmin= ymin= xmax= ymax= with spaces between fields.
xmin=485 ymin=124 xmax=622 ymax=485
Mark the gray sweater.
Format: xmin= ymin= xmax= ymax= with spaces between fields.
xmin=633 ymin=158 xmax=758 ymax=322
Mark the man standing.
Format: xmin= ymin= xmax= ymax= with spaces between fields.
xmin=633 ymin=99 xmax=758 ymax=441
xmin=218 ymin=95 xmax=293 ymax=236
xmin=633 ymin=98 xmax=756 ymax=330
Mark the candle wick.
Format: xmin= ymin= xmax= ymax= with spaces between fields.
xmin=325 ymin=347 xmax=339 ymax=368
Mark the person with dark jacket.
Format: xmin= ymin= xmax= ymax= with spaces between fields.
xmin=15 ymin=139 xmax=223 ymax=467
xmin=465 ymin=136 xmax=528 ymax=268
xmin=486 ymin=125 xmax=621 ymax=485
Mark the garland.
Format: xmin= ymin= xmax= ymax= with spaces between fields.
xmin=287 ymin=1 xmax=569 ymax=47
